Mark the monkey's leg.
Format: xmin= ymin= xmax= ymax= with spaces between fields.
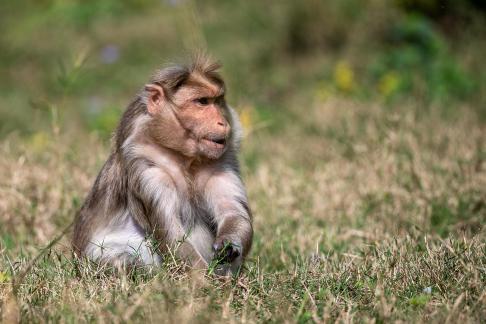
xmin=185 ymin=219 xmax=215 ymax=265
xmin=86 ymin=215 xmax=162 ymax=267
xmin=154 ymin=224 xmax=209 ymax=270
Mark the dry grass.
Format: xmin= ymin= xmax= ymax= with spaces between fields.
xmin=0 ymin=98 xmax=485 ymax=322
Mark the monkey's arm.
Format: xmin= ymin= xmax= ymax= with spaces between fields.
xmin=204 ymin=169 xmax=253 ymax=269
xmin=128 ymin=163 xmax=208 ymax=268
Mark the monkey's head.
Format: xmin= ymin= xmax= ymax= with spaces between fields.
xmin=143 ymin=57 xmax=232 ymax=160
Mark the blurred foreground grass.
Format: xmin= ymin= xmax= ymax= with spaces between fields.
xmin=0 ymin=0 xmax=485 ymax=322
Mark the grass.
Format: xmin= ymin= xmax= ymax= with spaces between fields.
xmin=0 ymin=98 xmax=485 ymax=322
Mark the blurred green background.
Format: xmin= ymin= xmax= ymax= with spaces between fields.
xmin=0 ymin=0 xmax=485 ymax=139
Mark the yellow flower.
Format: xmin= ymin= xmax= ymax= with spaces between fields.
xmin=378 ymin=71 xmax=400 ymax=98
xmin=334 ymin=60 xmax=355 ymax=92
xmin=239 ymin=106 xmax=253 ymax=133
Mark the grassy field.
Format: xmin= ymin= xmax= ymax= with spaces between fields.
xmin=1 ymin=99 xmax=484 ymax=322
xmin=1 ymin=1 xmax=485 ymax=323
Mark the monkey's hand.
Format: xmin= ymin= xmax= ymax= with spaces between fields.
xmin=209 ymin=239 xmax=242 ymax=276
xmin=212 ymin=239 xmax=241 ymax=265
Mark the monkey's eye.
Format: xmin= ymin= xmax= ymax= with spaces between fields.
xmin=195 ymin=97 xmax=209 ymax=106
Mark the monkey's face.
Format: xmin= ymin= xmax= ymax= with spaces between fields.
xmin=174 ymin=84 xmax=231 ymax=160
xmin=146 ymin=82 xmax=231 ymax=160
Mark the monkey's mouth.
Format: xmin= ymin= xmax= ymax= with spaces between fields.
xmin=202 ymin=136 xmax=227 ymax=149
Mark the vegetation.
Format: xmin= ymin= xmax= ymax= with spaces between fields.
xmin=1 ymin=0 xmax=485 ymax=322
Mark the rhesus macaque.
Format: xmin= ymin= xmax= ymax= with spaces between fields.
xmin=72 ymin=56 xmax=253 ymax=275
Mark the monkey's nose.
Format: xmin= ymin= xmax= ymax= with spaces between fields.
xmin=217 ymin=121 xmax=229 ymax=131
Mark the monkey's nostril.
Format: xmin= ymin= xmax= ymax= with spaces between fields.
xmin=217 ymin=122 xmax=225 ymax=126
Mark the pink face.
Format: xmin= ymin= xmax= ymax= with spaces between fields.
xmin=173 ymin=82 xmax=231 ymax=159
xmin=146 ymin=78 xmax=231 ymax=160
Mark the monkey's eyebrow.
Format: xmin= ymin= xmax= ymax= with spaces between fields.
xmin=187 ymin=84 xmax=224 ymax=96
xmin=192 ymin=90 xmax=225 ymax=100
xmin=194 ymin=95 xmax=225 ymax=103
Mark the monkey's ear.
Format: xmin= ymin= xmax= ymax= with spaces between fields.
xmin=144 ymin=84 xmax=165 ymax=115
